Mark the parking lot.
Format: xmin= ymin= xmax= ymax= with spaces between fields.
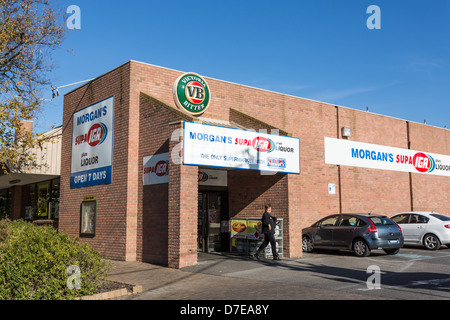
xmin=111 ymin=245 xmax=450 ymax=304
xmin=181 ymin=246 xmax=450 ymax=300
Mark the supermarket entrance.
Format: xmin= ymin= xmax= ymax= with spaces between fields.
xmin=197 ymin=191 xmax=229 ymax=253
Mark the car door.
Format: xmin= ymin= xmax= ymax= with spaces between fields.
xmin=312 ymin=215 xmax=339 ymax=247
xmin=392 ymin=214 xmax=417 ymax=243
xmin=408 ymin=214 xmax=429 ymax=242
xmin=332 ymin=215 xmax=363 ymax=248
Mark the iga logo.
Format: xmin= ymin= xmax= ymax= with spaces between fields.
xmin=144 ymin=160 xmax=169 ymax=176
xmin=198 ymin=171 xmax=208 ymax=182
xmin=154 ymin=160 xmax=169 ymax=177
xmin=173 ymin=73 xmax=211 ymax=116
xmin=413 ymin=152 xmax=435 ymax=173
xmin=75 ymin=123 xmax=108 ymax=147
xmin=252 ymin=136 xmax=275 ymax=153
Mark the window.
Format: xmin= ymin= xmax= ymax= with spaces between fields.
xmin=23 ymin=179 xmax=60 ymax=221
xmin=80 ymin=199 xmax=97 ymax=236
xmin=369 ymin=216 xmax=395 ymax=226
xmin=318 ymin=216 xmax=339 ymax=227
xmin=339 ymin=215 xmax=365 ymax=227
xmin=0 ymin=189 xmax=11 ymax=219
xmin=36 ymin=183 xmax=49 ymax=218
xmin=391 ymin=214 xmax=410 ymax=224
xmin=409 ymin=214 xmax=429 ymax=224
xmin=49 ymin=178 xmax=60 ymax=219
xmin=430 ymin=214 xmax=450 ymax=221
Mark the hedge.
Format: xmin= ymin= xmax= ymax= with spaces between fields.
xmin=0 ymin=219 xmax=112 ymax=300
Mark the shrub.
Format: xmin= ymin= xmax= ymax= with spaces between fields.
xmin=0 ymin=218 xmax=10 ymax=244
xmin=0 ymin=219 xmax=112 ymax=300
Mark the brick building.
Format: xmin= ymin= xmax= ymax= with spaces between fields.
xmin=58 ymin=60 xmax=449 ymax=269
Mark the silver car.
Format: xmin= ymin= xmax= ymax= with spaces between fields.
xmin=390 ymin=212 xmax=450 ymax=250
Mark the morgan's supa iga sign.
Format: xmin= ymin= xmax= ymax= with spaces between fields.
xmin=325 ymin=137 xmax=450 ymax=177
xmin=183 ymin=122 xmax=300 ymax=174
xmin=71 ymin=96 xmax=114 ymax=188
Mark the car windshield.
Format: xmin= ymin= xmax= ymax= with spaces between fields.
xmin=369 ymin=216 xmax=395 ymax=226
xmin=430 ymin=214 xmax=450 ymax=221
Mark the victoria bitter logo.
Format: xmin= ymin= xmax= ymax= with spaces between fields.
xmin=173 ymin=73 xmax=211 ymax=116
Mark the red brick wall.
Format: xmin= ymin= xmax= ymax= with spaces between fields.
xmin=336 ymin=109 xmax=412 ymax=219
xmin=60 ymin=60 xmax=449 ymax=267
xmin=60 ymin=63 xmax=132 ymax=260
xmin=168 ymin=121 xmax=198 ymax=268
xmin=137 ymin=93 xmax=193 ymax=265
xmin=409 ymin=122 xmax=449 ymax=214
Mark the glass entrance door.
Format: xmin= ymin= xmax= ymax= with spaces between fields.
xmin=197 ymin=191 xmax=228 ymax=253
xmin=197 ymin=192 xmax=207 ymax=252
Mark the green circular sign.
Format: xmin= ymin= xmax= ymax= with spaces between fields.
xmin=173 ymin=73 xmax=211 ymax=116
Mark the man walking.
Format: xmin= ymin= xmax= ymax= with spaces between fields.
xmin=254 ymin=203 xmax=281 ymax=261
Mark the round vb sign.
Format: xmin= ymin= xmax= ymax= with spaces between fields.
xmin=173 ymin=73 xmax=211 ymax=116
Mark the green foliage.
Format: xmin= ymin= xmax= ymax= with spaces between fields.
xmin=0 ymin=220 xmax=112 ymax=300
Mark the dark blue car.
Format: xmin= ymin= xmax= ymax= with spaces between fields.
xmin=302 ymin=214 xmax=404 ymax=257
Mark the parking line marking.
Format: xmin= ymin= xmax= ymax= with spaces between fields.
xmin=395 ymin=253 xmax=433 ymax=259
xmin=410 ymin=278 xmax=450 ymax=286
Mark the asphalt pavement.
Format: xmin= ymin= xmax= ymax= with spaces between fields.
xmin=108 ymin=246 xmax=450 ymax=301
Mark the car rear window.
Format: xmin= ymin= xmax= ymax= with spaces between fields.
xmin=369 ymin=217 xmax=395 ymax=226
xmin=430 ymin=214 xmax=450 ymax=221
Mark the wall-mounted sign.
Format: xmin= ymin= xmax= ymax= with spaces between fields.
xmin=71 ymin=96 xmax=114 ymax=188
xmin=325 ymin=137 xmax=450 ymax=177
xmin=173 ymin=73 xmax=211 ymax=116
xmin=328 ymin=183 xmax=336 ymax=194
xmin=80 ymin=199 xmax=96 ymax=236
xmin=198 ymin=168 xmax=227 ymax=187
xmin=143 ymin=153 xmax=169 ymax=185
xmin=183 ymin=122 xmax=301 ymax=174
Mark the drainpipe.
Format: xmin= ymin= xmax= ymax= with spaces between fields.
xmin=336 ymin=106 xmax=343 ymax=214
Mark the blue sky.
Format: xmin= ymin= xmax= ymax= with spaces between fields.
xmin=37 ymin=0 xmax=450 ymax=133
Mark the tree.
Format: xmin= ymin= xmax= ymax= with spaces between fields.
xmin=0 ymin=0 xmax=65 ymax=173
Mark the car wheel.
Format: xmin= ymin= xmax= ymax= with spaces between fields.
xmin=384 ymin=248 xmax=400 ymax=255
xmin=302 ymin=236 xmax=314 ymax=253
xmin=423 ymin=234 xmax=441 ymax=250
xmin=353 ymin=239 xmax=371 ymax=257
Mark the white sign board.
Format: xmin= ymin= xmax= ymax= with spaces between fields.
xmin=183 ymin=122 xmax=300 ymax=174
xmin=143 ymin=153 xmax=169 ymax=185
xmin=198 ymin=168 xmax=227 ymax=186
xmin=325 ymin=137 xmax=450 ymax=177
xmin=71 ymin=96 xmax=114 ymax=188
xmin=328 ymin=183 xmax=336 ymax=194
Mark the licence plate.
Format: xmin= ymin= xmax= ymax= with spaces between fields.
xmin=388 ymin=240 xmax=399 ymax=244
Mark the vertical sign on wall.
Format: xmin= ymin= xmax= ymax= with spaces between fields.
xmin=71 ymin=96 xmax=114 ymax=188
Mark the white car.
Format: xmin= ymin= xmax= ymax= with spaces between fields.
xmin=391 ymin=212 xmax=450 ymax=250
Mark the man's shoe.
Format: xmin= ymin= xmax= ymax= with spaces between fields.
xmin=273 ymin=256 xmax=281 ymax=261
xmin=253 ymin=253 xmax=260 ymax=260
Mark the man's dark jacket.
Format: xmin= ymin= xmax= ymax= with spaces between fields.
xmin=261 ymin=211 xmax=277 ymax=235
